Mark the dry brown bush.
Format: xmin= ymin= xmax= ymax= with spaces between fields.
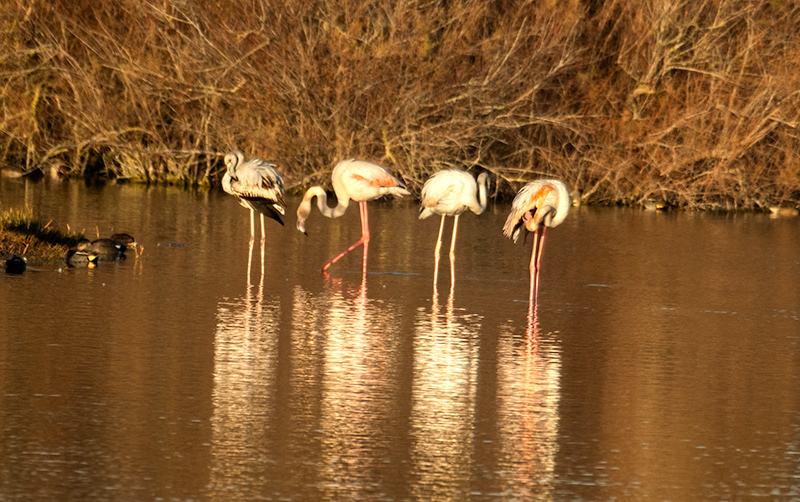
xmin=1 ymin=0 xmax=798 ymax=208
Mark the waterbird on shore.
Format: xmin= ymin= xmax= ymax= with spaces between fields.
xmin=503 ymin=180 xmax=570 ymax=310
xmin=296 ymin=158 xmax=409 ymax=272
xmin=419 ymin=169 xmax=490 ymax=288
xmin=222 ymin=150 xmax=287 ymax=242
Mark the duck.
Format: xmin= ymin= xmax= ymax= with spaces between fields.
xmin=65 ymin=249 xmax=99 ymax=267
xmin=110 ymin=233 xmax=140 ymax=256
xmin=4 ymin=254 xmax=27 ymax=274
xmin=77 ymin=233 xmax=137 ymax=259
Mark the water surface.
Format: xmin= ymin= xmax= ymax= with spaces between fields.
xmin=1 ymin=178 xmax=798 ymax=501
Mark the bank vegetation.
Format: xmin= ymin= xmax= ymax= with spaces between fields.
xmin=0 ymin=209 xmax=82 ymax=262
xmin=1 ymin=0 xmax=799 ymax=209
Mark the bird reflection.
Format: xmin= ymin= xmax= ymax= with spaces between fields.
xmin=494 ymin=314 xmax=561 ymax=499
xmin=527 ymin=302 xmax=540 ymax=340
xmin=410 ymin=286 xmax=480 ymax=500
xmin=209 ymin=240 xmax=278 ymax=494
xmin=431 ymin=280 xmax=455 ymax=318
xmin=308 ymin=272 xmax=398 ymax=500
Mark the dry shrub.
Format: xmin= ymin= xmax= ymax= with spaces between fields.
xmin=0 ymin=0 xmax=798 ymax=208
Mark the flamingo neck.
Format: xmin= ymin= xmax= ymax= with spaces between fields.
xmin=296 ymin=186 xmax=351 ymax=233
xmin=472 ymin=172 xmax=490 ymax=215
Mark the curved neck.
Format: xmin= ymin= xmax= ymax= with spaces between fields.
xmin=221 ymin=172 xmax=234 ymax=196
xmin=307 ymin=186 xmax=349 ymax=218
xmin=296 ymin=186 xmax=351 ymax=233
xmin=471 ymin=172 xmax=490 ymax=215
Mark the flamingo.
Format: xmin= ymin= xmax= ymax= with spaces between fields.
xmin=419 ymin=169 xmax=490 ymax=287
xmin=222 ymin=150 xmax=287 ymax=242
xmin=502 ymin=180 xmax=570 ymax=309
xmin=296 ymin=158 xmax=409 ymax=272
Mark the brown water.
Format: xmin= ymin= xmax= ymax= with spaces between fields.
xmin=1 ymin=178 xmax=799 ymax=501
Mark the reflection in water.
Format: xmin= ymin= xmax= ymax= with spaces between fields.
xmin=4 ymin=177 xmax=800 ymax=501
xmin=495 ymin=311 xmax=561 ymax=500
xmin=209 ymin=239 xmax=278 ymax=494
xmin=410 ymin=288 xmax=480 ymax=500
xmin=294 ymin=273 xmax=399 ymax=500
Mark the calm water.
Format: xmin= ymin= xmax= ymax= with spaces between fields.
xmin=1 ymin=178 xmax=799 ymax=501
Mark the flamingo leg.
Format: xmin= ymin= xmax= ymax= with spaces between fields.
xmin=528 ymin=226 xmax=548 ymax=309
xmin=249 ymin=209 xmax=256 ymax=243
xmin=260 ymin=213 xmax=266 ymax=243
xmin=247 ymin=234 xmax=254 ymax=286
xmin=260 ymin=219 xmax=266 ymax=275
xmin=433 ymin=214 xmax=446 ymax=287
xmin=529 ymin=228 xmax=540 ymax=310
xmin=361 ymin=200 xmax=370 ymax=243
xmin=323 ymin=201 xmax=370 ymax=272
xmin=361 ymin=201 xmax=369 ymax=274
xmin=259 ymin=213 xmax=267 ymax=278
xmin=449 ymin=214 xmax=460 ymax=289
xmin=535 ymin=226 xmax=548 ymax=302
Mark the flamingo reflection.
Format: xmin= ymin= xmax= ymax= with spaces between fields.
xmin=294 ymin=273 xmax=398 ymax=499
xmin=410 ymin=285 xmax=480 ymax=499
xmin=493 ymin=312 xmax=561 ymax=498
xmin=209 ymin=244 xmax=278 ymax=494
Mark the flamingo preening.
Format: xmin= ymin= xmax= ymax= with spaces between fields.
xmin=502 ymin=180 xmax=570 ymax=310
xmin=296 ymin=159 xmax=409 ymax=272
xmin=222 ymin=150 xmax=287 ymax=242
xmin=419 ymin=169 xmax=490 ymax=288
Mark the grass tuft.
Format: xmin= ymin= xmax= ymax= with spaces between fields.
xmin=0 ymin=209 xmax=83 ymax=262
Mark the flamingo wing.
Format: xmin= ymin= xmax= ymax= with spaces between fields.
xmin=503 ymin=181 xmax=556 ymax=242
xmin=335 ymin=159 xmax=409 ymax=202
xmin=226 ymin=155 xmax=287 ymax=225
xmin=419 ymin=169 xmax=474 ymax=219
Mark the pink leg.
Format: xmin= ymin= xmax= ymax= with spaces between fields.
xmin=323 ymin=201 xmax=370 ymax=272
xmin=528 ymin=227 xmax=548 ymax=311
xmin=360 ymin=200 xmax=370 ymax=243
xmin=534 ymin=226 xmax=547 ymax=302
xmin=361 ymin=201 xmax=369 ymax=274
xmin=433 ymin=214 xmax=446 ymax=287
xmin=449 ymin=214 xmax=459 ymax=289
xmin=529 ymin=229 xmax=540 ymax=312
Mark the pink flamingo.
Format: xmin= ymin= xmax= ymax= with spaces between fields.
xmin=296 ymin=159 xmax=409 ymax=272
xmin=502 ymin=180 xmax=570 ymax=309
xmin=419 ymin=169 xmax=490 ymax=288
